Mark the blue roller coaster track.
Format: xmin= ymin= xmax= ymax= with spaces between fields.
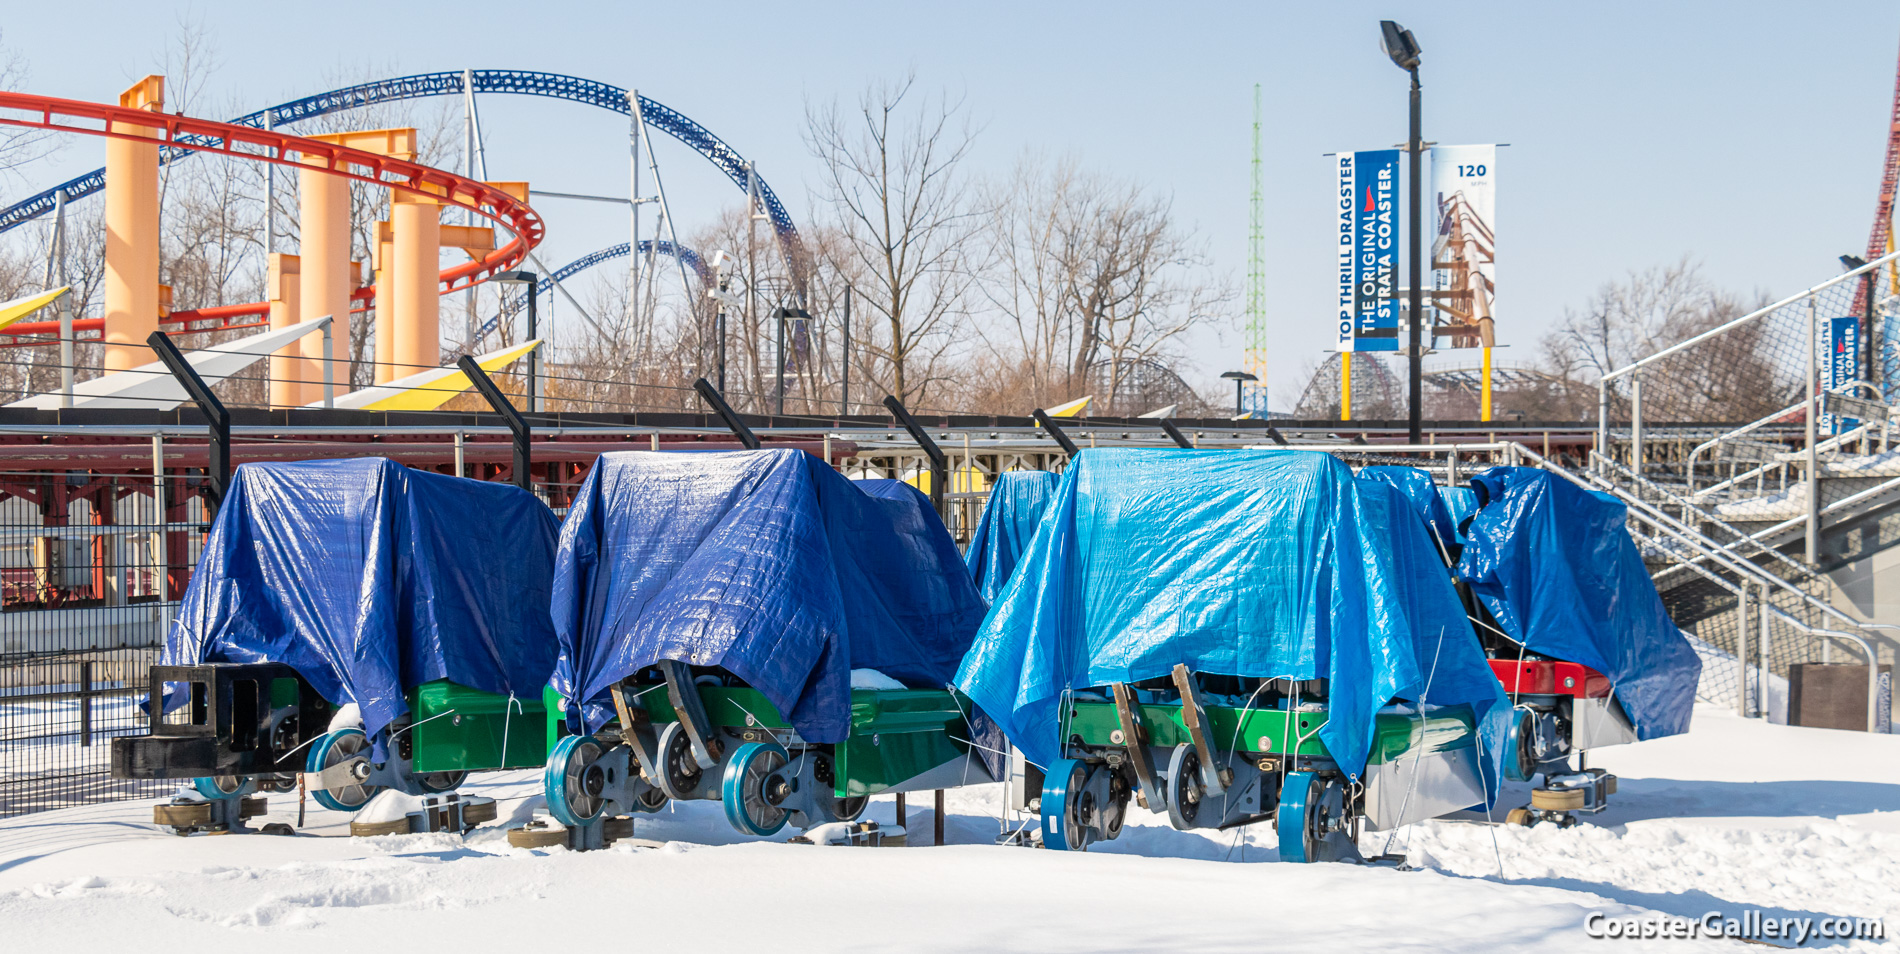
xmin=479 ymin=239 xmax=705 ymax=341
xmin=0 ymin=70 xmax=801 ymax=267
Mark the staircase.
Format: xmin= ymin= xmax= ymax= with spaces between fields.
xmin=1561 ymin=254 xmax=1900 ymax=731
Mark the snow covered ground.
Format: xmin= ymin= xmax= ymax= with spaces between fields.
xmin=0 ymin=704 xmax=1894 ymax=951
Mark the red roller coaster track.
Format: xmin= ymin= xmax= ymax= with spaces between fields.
xmin=1865 ymin=39 xmax=1900 ymax=268
xmin=0 ymin=90 xmax=542 ymax=342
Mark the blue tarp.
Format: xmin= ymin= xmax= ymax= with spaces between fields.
xmin=1457 ymin=466 xmax=1700 ymax=740
xmin=955 ymin=449 xmax=1508 ymax=787
xmin=965 ymin=471 xmax=1061 ymax=602
xmin=1360 ymin=466 xmax=1460 ymax=559
xmin=163 ymin=459 xmax=561 ymax=745
xmin=1439 ymin=486 xmax=1479 ymax=548
xmin=550 ymin=449 xmax=989 ymax=743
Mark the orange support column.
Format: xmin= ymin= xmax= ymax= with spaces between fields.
xmin=373 ymin=232 xmax=397 ymax=384
xmin=266 ymin=254 xmax=301 ymax=408
xmin=103 ymin=76 xmax=164 ymax=372
xmin=311 ymin=128 xmax=418 ymax=385
xmin=296 ymin=143 xmax=354 ymax=407
xmin=391 ymin=193 xmax=441 ymax=377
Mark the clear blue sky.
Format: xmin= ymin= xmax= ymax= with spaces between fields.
xmin=5 ymin=1 xmax=1898 ymax=408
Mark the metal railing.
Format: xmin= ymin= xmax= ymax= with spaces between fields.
xmin=1517 ymin=444 xmax=1888 ymax=731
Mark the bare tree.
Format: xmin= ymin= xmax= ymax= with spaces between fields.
xmin=0 ymin=31 xmax=56 ymax=183
xmin=806 ymin=75 xmax=981 ymax=405
xmin=971 ymin=155 xmax=1232 ymax=415
xmin=1537 ymin=258 xmax=1776 ymax=421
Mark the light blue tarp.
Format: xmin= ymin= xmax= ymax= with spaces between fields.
xmin=1360 ymin=465 xmax=1460 ymax=559
xmin=954 ymin=449 xmax=1508 ymax=786
xmin=163 ymin=459 xmax=561 ymax=745
xmin=550 ymin=449 xmax=989 ymax=743
xmin=1439 ymin=486 xmax=1479 ymax=548
xmin=1457 ymin=466 xmax=1700 ymax=740
xmin=965 ymin=471 xmax=1061 ymax=602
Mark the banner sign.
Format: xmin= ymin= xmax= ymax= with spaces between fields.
xmin=1823 ymin=315 xmax=1862 ymax=434
xmin=1428 ymin=144 xmax=1497 ymax=349
xmin=1336 ymin=149 xmax=1401 ymax=352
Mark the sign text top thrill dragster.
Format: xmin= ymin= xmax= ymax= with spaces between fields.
xmin=1337 ymin=149 xmax=1401 ymax=352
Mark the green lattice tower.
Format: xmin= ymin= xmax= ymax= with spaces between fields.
xmin=1243 ymin=84 xmax=1269 ymax=416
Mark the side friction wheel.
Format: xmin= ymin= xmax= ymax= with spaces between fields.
xmin=810 ymin=751 xmax=867 ymax=823
xmin=655 ymin=722 xmax=706 ymax=800
xmin=543 ymin=735 xmax=609 ymax=828
xmin=306 ymin=728 xmax=382 ymax=813
xmin=1164 ymin=744 xmax=1203 ymax=831
xmin=417 ymin=770 xmax=468 ymax=794
xmin=721 ymin=741 xmax=791 ymax=837
xmin=1039 ymin=758 xmax=1095 ymax=852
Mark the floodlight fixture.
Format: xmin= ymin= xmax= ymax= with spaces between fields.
xmin=1380 ymin=20 xmax=1420 ymax=72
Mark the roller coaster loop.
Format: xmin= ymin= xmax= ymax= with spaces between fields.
xmin=480 ymin=240 xmax=707 ymax=342
xmin=0 ymin=71 xmax=799 ymax=265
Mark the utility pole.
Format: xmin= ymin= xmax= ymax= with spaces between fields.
xmin=1244 ymin=83 xmax=1268 ymax=416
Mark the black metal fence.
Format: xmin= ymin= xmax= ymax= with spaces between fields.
xmin=0 ymin=471 xmax=204 ymax=815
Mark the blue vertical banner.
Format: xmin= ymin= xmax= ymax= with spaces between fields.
xmin=1335 ymin=149 xmax=1402 ymax=352
xmin=1823 ymin=315 xmax=1861 ymax=434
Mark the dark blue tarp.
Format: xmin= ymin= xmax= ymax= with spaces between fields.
xmin=955 ymin=449 xmax=1508 ymax=787
xmin=1360 ymin=466 xmax=1460 ymax=559
xmin=163 ymin=459 xmax=561 ymax=745
xmin=1457 ymin=466 xmax=1700 ymax=740
xmin=965 ymin=471 xmax=1061 ymax=602
xmin=550 ymin=449 xmax=989 ymax=743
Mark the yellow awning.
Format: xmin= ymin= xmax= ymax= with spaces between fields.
xmin=0 ymin=286 xmax=70 ymax=330
xmin=1046 ymin=395 xmax=1091 ymax=418
xmin=316 ymin=340 xmax=543 ymax=412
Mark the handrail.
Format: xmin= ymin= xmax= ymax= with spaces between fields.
xmin=1602 ymin=251 xmax=1900 ymax=382
xmin=1692 ymin=405 xmax=1893 ymax=502
xmin=1520 ymin=441 xmax=1887 ymax=731
xmin=1765 ymin=608 xmax=1884 ymax=733
xmin=1715 ymin=468 xmax=1900 ymax=553
xmin=1592 ymin=453 xmax=1816 ymax=586
xmin=1517 ymin=443 xmax=1876 ymax=633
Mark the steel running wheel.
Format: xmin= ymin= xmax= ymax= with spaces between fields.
xmin=655 ymin=721 xmax=705 ymax=800
xmin=1164 ymin=743 xmax=1203 ymax=830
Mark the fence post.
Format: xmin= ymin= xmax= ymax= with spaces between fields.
xmin=321 ymin=317 xmax=335 ymax=409
xmin=1032 ymin=410 xmax=1081 ymax=458
xmin=1758 ymin=584 xmax=1773 ymax=719
xmin=692 ymin=377 xmax=760 ymax=449
xmin=883 ymin=395 xmax=948 ymax=520
xmin=1596 ymin=378 xmax=1609 ymax=472
xmin=1806 ymin=293 xmax=1821 ymax=565
xmin=457 ymin=356 xmax=532 ymax=493
xmin=145 ymin=331 xmax=230 ymax=512
xmin=1735 ymin=590 xmax=1749 ymax=717
xmin=78 ymin=660 xmax=93 ymax=747
xmin=1629 ymin=373 xmax=1644 ymax=477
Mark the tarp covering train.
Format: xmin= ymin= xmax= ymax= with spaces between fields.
xmin=955 ymin=449 xmax=1509 ymax=784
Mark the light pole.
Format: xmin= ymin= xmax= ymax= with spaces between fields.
xmin=494 ymin=269 xmax=539 ymax=413
xmin=1221 ymin=370 xmax=1258 ymax=418
xmin=1380 ymin=19 xmax=1424 ymax=444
